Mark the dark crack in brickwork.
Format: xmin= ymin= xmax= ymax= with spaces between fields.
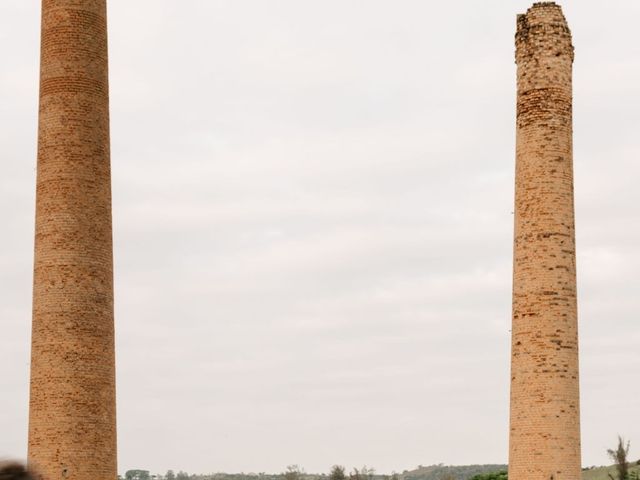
xmin=509 ymin=3 xmax=580 ymax=480
xmin=28 ymin=1 xmax=117 ymax=480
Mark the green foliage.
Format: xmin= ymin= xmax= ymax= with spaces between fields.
xmin=402 ymin=464 xmax=507 ymax=480
xmin=349 ymin=467 xmax=374 ymax=480
xmin=469 ymin=472 xmax=508 ymax=480
xmin=284 ymin=465 xmax=304 ymax=480
xmin=126 ymin=470 xmax=150 ymax=480
xmin=122 ymin=462 xmax=640 ymax=480
xmin=607 ymin=436 xmax=631 ymax=480
xmin=129 ymin=464 xmax=510 ymax=480
xmin=329 ymin=466 xmax=346 ymax=480
xmin=582 ymin=464 xmax=640 ymax=480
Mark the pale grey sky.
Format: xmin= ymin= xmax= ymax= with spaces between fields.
xmin=1 ymin=0 xmax=639 ymax=476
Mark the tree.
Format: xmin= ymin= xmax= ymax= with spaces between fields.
xmin=166 ymin=472 xmax=176 ymax=480
xmin=126 ymin=471 xmax=150 ymax=480
xmin=329 ymin=466 xmax=346 ymax=480
xmin=608 ymin=436 xmax=631 ymax=480
xmin=284 ymin=465 xmax=304 ymax=480
xmin=349 ymin=466 xmax=374 ymax=480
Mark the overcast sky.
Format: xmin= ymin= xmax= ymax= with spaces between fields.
xmin=1 ymin=0 xmax=639 ymax=476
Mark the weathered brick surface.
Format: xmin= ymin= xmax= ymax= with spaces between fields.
xmin=28 ymin=1 xmax=117 ymax=479
xmin=509 ymin=3 xmax=581 ymax=480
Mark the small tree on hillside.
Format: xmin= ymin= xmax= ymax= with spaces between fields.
xmin=284 ymin=465 xmax=304 ymax=480
xmin=608 ymin=436 xmax=631 ymax=480
xmin=349 ymin=467 xmax=374 ymax=480
xmin=329 ymin=466 xmax=346 ymax=480
xmin=126 ymin=471 xmax=150 ymax=480
xmin=175 ymin=471 xmax=189 ymax=480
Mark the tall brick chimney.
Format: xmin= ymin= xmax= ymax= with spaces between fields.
xmin=28 ymin=1 xmax=117 ymax=479
xmin=509 ymin=3 xmax=581 ymax=480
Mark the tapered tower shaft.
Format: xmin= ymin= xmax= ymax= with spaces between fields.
xmin=509 ymin=3 xmax=580 ymax=480
xmin=28 ymin=1 xmax=116 ymax=479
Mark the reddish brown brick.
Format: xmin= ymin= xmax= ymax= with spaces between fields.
xmin=28 ymin=1 xmax=117 ymax=479
xmin=509 ymin=3 xmax=581 ymax=480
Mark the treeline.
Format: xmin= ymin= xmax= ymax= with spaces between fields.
xmin=121 ymin=464 xmax=508 ymax=480
xmin=400 ymin=464 xmax=506 ymax=480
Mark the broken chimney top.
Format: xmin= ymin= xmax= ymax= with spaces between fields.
xmin=516 ymin=2 xmax=574 ymax=64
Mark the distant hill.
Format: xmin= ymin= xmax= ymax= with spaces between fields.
xmin=142 ymin=461 xmax=640 ymax=480
xmin=374 ymin=462 xmax=640 ymax=480
xmin=398 ymin=464 xmax=506 ymax=480
xmin=582 ymin=463 xmax=640 ymax=480
xmin=179 ymin=466 xmax=508 ymax=480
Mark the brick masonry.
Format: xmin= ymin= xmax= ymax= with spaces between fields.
xmin=28 ymin=1 xmax=117 ymax=479
xmin=509 ymin=3 xmax=581 ymax=480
